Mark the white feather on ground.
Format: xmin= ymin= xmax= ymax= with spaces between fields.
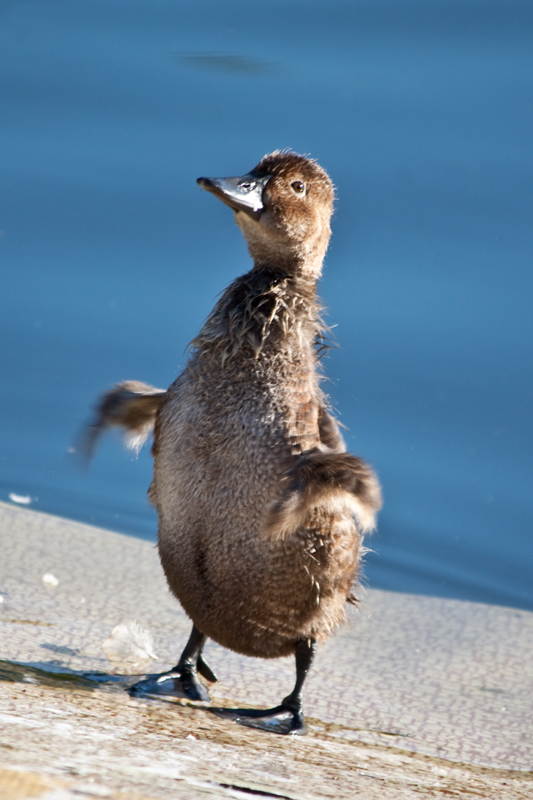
xmin=102 ymin=621 xmax=158 ymax=672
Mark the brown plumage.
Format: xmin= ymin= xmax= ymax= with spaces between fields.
xmin=85 ymin=151 xmax=381 ymax=734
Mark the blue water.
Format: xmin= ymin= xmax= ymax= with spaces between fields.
xmin=1 ymin=0 xmax=532 ymax=610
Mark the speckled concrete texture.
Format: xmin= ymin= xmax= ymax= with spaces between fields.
xmin=1 ymin=501 xmax=532 ymax=799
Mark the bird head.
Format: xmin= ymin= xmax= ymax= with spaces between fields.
xmin=197 ymin=151 xmax=334 ymax=278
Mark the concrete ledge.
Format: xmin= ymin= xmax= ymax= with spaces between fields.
xmin=1 ymin=501 xmax=532 ymax=799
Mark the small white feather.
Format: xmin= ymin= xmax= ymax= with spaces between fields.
xmin=102 ymin=620 xmax=158 ymax=668
xmin=9 ymin=493 xmax=32 ymax=505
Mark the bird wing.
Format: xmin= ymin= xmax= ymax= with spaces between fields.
xmin=318 ymin=406 xmax=346 ymax=454
xmin=75 ymin=381 xmax=166 ymax=465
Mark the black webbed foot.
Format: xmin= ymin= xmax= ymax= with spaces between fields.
xmin=129 ymin=666 xmax=210 ymax=702
xmin=209 ymin=702 xmax=306 ymax=735
xmin=209 ymin=639 xmax=316 ymax=736
xmin=129 ymin=624 xmax=215 ymax=702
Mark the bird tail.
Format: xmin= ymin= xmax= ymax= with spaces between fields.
xmin=263 ymin=450 xmax=382 ymax=539
xmin=76 ymin=381 xmax=166 ymax=464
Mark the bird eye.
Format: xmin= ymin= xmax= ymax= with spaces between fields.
xmin=291 ymin=180 xmax=305 ymax=195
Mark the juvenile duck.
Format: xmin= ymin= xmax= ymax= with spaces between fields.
xmin=86 ymin=151 xmax=381 ymax=735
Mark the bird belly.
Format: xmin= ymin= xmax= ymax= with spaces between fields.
xmin=152 ymin=364 xmax=357 ymax=658
xmin=156 ymin=456 xmax=360 ymax=658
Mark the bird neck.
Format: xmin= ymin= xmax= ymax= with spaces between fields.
xmin=190 ymin=266 xmax=326 ymax=363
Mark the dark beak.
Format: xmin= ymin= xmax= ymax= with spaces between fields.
xmin=197 ymin=173 xmax=272 ymax=217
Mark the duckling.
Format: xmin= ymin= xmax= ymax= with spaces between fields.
xmin=85 ymin=151 xmax=381 ymax=735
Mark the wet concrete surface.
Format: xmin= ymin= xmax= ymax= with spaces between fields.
xmin=1 ymin=501 xmax=532 ymax=799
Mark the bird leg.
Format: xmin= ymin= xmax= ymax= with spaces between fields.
xmin=210 ymin=638 xmax=316 ymax=735
xmin=129 ymin=624 xmax=216 ymax=702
